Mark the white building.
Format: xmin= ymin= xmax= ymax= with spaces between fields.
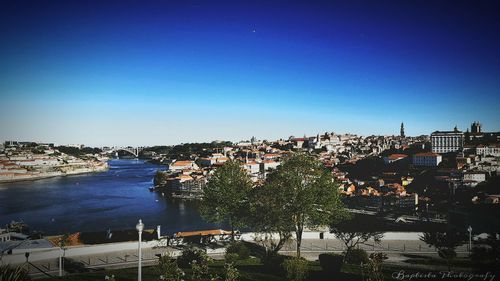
xmin=167 ymin=160 xmax=199 ymax=171
xmin=463 ymin=171 xmax=487 ymax=187
xmin=242 ymin=161 xmax=260 ymax=174
xmin=412 ymin=152 xmax=442 ymax=167
xmin=476 ymin=144 xmax=500 ymax=157
xmin=431 ymin=129 xmax=464 ymax=153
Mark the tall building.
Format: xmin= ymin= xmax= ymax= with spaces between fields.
xmin=400 ymin=122 xmax=405 ymax=138
xmin=431 ymin=126 xmax=464 ymax=153
xmin=471 ymin=121 xmax=482 ymax=134
xmin=464 ymin=121 xmax=500 ymax=144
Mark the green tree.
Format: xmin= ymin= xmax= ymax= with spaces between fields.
xmin=266 ymin=153 xmax=348 ymax=257
xmin=420 ymin=232 xmax=466 ymax=270
xmin=201 ymin=160 xmax=252 ymax=241
xmin=248 ymin=183 xmax=294 ymax=253
xmin=331 ymin=230 xmax=384 ymax=262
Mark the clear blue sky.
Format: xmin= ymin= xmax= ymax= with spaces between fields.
xmin=1 ymin=0 xmax=499 ymax=146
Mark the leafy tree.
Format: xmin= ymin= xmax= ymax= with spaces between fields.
xmin=266 ymin=153 xmax=348 ymax=257
xmin=331 ymin=230 xmax=384 ymax=262
xmin=201 ymin=160 xmax=252 ymax=240
xmin=420 ymin=232 xmax=466 ymax=270
xmin=248 ymin=183 xmax=294 ymax=253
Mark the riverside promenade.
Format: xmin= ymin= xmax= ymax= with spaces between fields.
xmin=0 ymin=232 xmax=469 ymax=279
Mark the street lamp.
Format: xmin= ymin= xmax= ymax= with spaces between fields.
xmin=467 ymin=226 xmax=473 ymax=254
xmin=136 ymin=219 xmax=144 ymax=281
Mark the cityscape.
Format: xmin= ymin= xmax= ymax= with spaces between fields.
xmin=1 ymin=1 xmax=500 ymax=281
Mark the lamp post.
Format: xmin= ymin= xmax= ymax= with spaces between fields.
xmin=59 ymin=248 xmax=63 ymax=276
xmin=136 ymin=219 xmax=144 ymax=281
xmin=467 ymin=226 xmax=472 ymax=254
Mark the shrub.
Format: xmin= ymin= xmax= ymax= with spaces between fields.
xmin=362 ymin=253 xmax=387 ymax=281
xmin=345 ymin=248 xmax=369 ymax=265
xmin=0 ymin=265 xmax=30 ymax=281
xmin=157 ymin=253 xmax=184 ymax=281
xmin=282 ymin=257 xmax=309 ymax=281
xmin=262 ymin=251 xmax=286 ymax=273
xmin=318 ymin=253 xmax=343 ymax=275
xmin=191 ymin=252 xmax=211 ymax=281
xmin=226 ymin=242 xmax=250 ymax=260
xmin=224 ymin=262 xmax=240 ymax=281
xmin=177 ymin=247 xmax=207 ymax=268
xmin=224 ymin=253 xmax=239 ymax=265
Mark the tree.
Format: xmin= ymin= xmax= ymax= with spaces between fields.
xmin=248 ymin=183 xmax=294 ymax=253
xmin=266 ymin=153 xmax=348 ymax=257
xmin=420 ymin=232 xmax=466 ymax=270
xmin=331 ymin=230 xmax=384 ymax=262
xmin=201 ymin=160 xmax=252 ymax=240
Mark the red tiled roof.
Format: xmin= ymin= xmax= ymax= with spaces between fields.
xmin=414 ymin=152 xmax=440 ymax=157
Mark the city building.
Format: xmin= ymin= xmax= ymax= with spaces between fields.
xmin=476 ymin=144 xmax=500 ymax=157
xmin=167 ymin=160 xmax=199 ymax=171
xmin=383 ymin=154 xmax=407 ymax=164
xmin=431 ymin=127 xmax=464 ymax=153
xmin=463 ymin=171 xmax=487 ymax=187
xmin=412 ymin=152 xmax=442 ymax=167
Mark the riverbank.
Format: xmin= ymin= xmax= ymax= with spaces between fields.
xmin=0 ymin=162 xmax=108 ymax=183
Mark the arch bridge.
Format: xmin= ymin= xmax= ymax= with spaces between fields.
xmin=104 ymin=147 xmax=144 ymax=158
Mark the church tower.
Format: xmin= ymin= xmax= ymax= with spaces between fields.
xmin=400 ymin=122 xmax=405 ymax=138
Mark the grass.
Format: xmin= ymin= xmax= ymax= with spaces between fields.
xmin=401 ymin=253 xmax=479 ymax=269
xmin=38 ymin=257 xmax=362 ymax=281
xmin=38 ymin=254 xmax=488 ymax=281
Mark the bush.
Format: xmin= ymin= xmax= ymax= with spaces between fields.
xmin=345 ymin=248 xmax=369 ymax=265
xmin=224 ymin=253 xmax=240 ymax=265
xmin=282 ymin=257 xmax=309 ymax=281
xmin=177 ymin=247 xmax=207 ymax=268
xmin=0 ymin=265 xmax=30 ymax=281
xmin=362 ymin=253 xmax=387 ymax=281
xmin=318 ymin=253 xmax=343 ymax=275
xmin=226 ymin=242 xmax=250 ymax=260
xmin=224 ymin=262 xmax=240 ymax=281
xmin=157 ymin=253 xmax=184 ymax=281
xmin=262 ymin=251 xmax=286 ymax=273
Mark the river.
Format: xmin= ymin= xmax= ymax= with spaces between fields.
xmin=0 ymin=159 xmax=220 ymax=235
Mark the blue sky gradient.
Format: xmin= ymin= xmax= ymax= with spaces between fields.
xmin=1 ymin=0 xmax=499 ymax=146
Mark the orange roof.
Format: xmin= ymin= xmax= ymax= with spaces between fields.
xmin=175 ymin=229 xmax=232 ymax=237
xmin=172 ymin=161 xmax=193 ymax=166
xmin=264 ymin=153 xmax=279 ymax=157
xmin=414 ymin=152 xmax=440 ymax=157
xmin=387 ymin=154 xmax=407 ymax=160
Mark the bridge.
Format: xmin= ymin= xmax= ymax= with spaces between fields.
xmin=102 ymin=147 xmax=144 ymax=158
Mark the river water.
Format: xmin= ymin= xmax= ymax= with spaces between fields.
xmin=0 ymin=159 xmax=219 ymax=235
